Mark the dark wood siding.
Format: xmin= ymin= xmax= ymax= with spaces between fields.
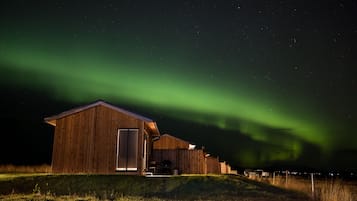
xmin=52 ymin=107 xmax=96 ymax=173
xmin=220 ymin=162 xmax=226 ymax=174
xmin=98 ymin=105 xmax=145 ymax=174
xmin=51 ymin=105 xmax=145 ymax=174
xmin=152 ymin=149 xmax=205 ymax=174
xmin=220 ymin=162 xmax=232 ymax=174
xmin=206 ymin=156 xmax=220 ymax=174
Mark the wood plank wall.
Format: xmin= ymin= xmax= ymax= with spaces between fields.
xmin=220 ymin=162 xmax=232 ymax=174
xmin=51 ymin=105 xmax=145 ymax=174
xmin=220 ymin=162 xmax=227 ymax=174
xmin=227 ymin=164 xmax=231 ymax=174
xmin=52 ymin=107 xmax=96 ymax=173
xmin=206 ymin=156 xmax=220 ymax=174
xmin=152 ymin=149 xmax=205 ymax=174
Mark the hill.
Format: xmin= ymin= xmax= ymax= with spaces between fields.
xmin=0 ymin=174 xmax=312 ymax=201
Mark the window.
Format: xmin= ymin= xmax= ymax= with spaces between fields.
xmin=116 ymin=129 xmax=138 ymax=171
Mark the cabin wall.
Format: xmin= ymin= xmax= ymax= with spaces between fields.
xmin=219 ymin=162 xmax=232 ymax=174
xmin=206 ymin=156 xmax=220 ymax=174
xmin=226 ymin=164 xmax=231 ymax=174
xmin=95 ymin=105 xmax=145 ymax=174
xmin=52 ymin=107 xmax=96 ymax=173
xmin=152 ymin=149 xmax=205 ymax=174
xmin=51 ymin=105 xmax=145 ymax=174
xmin=220 ymin=162 xmax=227 ymax=174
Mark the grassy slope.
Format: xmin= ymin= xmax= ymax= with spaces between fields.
xmin=0 ymin=174 xmax=312 ymax=201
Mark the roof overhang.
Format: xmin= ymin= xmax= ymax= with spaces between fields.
xmin=45 ymin=119 xmax=57 ymax=126
xmin=145 ymin=122 xmax=160 ymax=136
xmin=44 ymin=100 xmax=160 ymax=136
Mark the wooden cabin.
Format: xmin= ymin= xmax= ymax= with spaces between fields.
xmin=152 ymin=134 xmax=206 ymax=174
xmin=220 ymin=161 xmax=232 ymax=174
xmin=206 ymin=155 xmax=221 ymax=174
xmin=44 ymin=100 xmax=160 ymax=174
xmin=152 ymin=134 xmax=222 ymax=175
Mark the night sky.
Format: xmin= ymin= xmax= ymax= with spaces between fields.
xmin=0 ymin=0 xmax=356 ymax=172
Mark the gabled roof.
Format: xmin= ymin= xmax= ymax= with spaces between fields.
xmin=156 ymin=134 xmax=197 ymax=150
xmin=44 ymin=100 xmax=160 ymax=135
xmin=160 ymin=134 xmax=191 ymax=144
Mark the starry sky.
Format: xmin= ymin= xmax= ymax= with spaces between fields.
xmin=0 ymin=0 xmax=356 ymax=172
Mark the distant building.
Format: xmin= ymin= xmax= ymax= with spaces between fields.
xmin=244 ymin=169 xmax=270 ymax=179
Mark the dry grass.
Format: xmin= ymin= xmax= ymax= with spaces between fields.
xmin=0 ymin=194 xmax=168 ymax=201
xmin=0 ymin=174 xmax=312 ymax=201
xmin=0 ymin=164 xmax=51 ymax=173
xmin=264 ymin=175 xmax=353 ymax=201
xmin=317 ymin=180 xmax=353 ymax=201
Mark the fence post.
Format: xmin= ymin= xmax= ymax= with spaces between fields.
xmin=273 ymin=171 xmax=275 ymax=185
xmin=311 ymin=173 xmax=315 ymax=198
xmin=285 ymin=170 xmax=288 ymax=187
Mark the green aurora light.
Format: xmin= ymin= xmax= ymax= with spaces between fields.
xmin=0 ymin=36 xmax=333 ymax=155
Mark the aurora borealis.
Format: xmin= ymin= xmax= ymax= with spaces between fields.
xmin=1 ymin=0 xmax=356 ymax=171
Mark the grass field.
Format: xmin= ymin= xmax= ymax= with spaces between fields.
xmin=0 ymin=174 xmax=312 ymax=201
xmin=252 ymin=175 xmax=355 ymax=201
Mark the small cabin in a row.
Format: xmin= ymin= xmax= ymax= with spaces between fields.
xmin=44 ymin=100 xmax=234 ymax=175
xmin=152 ymin=134 xmax=222 ymax=174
